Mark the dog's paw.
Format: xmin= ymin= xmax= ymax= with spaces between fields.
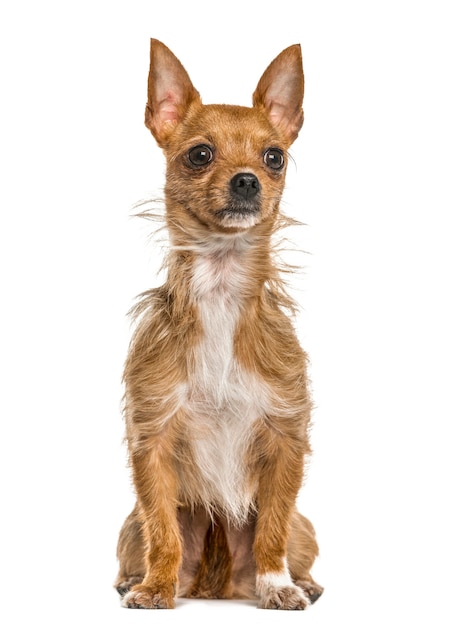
xmin=256 ymin=572 xmax=310 ymax=610
xmin=258 ymin=583 xmax=310 ymax=610
xmin=121 ymin=584 xmax=175 ymax=609
xmin=115 ymin=576 xmax=143 ymax=597
xmin=295 ymin=579 xmax=324 ymax=604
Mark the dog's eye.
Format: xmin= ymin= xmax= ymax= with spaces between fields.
xmin=188 ymin=145 xmax=213 ymax=167
xmin=264 ymin=148 xmax=284 ymax=170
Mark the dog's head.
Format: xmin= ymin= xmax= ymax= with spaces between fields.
xmin=145 ymin=40 xmax=304 ymax=235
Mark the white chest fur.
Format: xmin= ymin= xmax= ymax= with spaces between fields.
xmin=183 ymin=236 xmax=270 ymax=523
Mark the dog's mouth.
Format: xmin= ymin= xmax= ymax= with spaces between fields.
xmin=214 ymin=201 xmax=260 ymax=219
xmin=212 ymin=172 xmax=262 ymax=226
xmin=213 ymin=200 xmax=261 ymax=229
xmin=214 ymin=171 xmax=262 ymax=227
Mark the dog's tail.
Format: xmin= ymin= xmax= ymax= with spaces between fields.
xmin=187 ymin=516 xmax=233 ymax=599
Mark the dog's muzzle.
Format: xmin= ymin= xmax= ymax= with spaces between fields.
xmin=214 ymin=172 xmax=261 ymax=219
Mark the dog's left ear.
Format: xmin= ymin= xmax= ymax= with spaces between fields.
xmin=252 ymin=44 xmax=304 ymax=144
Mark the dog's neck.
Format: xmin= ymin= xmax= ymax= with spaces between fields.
xmin=165 ymin=217 xmax=278 ymax=305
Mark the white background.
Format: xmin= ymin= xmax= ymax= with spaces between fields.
xmin=1 ymin=1 xmax=458 ymax=624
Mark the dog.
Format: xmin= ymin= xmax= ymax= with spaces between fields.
xmin=115 ymin=39 xmax=323 ymax=610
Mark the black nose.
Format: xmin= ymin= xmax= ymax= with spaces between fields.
xmin=230 ymin=172 xmax=260 ymax=200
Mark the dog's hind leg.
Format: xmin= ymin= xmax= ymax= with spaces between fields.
xmin=114 ymin=505 xmax=145 ymax=596
xmin=287 ymin=510 xmax=324 ymax=604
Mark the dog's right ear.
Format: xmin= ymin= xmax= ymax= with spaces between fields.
xmin=145 ymin=39 xmax=201 ymax=146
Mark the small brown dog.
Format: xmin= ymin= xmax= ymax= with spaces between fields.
xmin=115 ymin=39 xmax=323 ymax=610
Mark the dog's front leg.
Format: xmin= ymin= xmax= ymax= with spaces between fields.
xmin=254 ymin=435 xmax=310 ymax=610
xmin=122 ymin=441 xmax=181 ymax=609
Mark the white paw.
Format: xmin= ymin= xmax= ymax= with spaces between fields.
xmin=256 ymin=569 xmax=310 ymax=610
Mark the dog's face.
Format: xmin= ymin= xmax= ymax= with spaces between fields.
xmin=163 ymin=104 xmax=289 ymax=233
xmin=145 ymin=40 xmax=304 ymax=235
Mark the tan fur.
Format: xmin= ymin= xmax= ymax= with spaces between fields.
xmin=115 ymin=39 xmax=323 ymax=610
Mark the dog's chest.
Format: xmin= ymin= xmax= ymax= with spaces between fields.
xmin=183 ymin=248 xmax=269 ymax=519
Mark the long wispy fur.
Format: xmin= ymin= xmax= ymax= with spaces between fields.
xmin=130 ymin=202 xmax=304 ymax=318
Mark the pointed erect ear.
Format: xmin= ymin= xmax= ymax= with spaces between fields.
xmin=145 ymin=39 xmax=202 ymax=146
xmin=252 ymin=44 xmax=304 ymax=145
